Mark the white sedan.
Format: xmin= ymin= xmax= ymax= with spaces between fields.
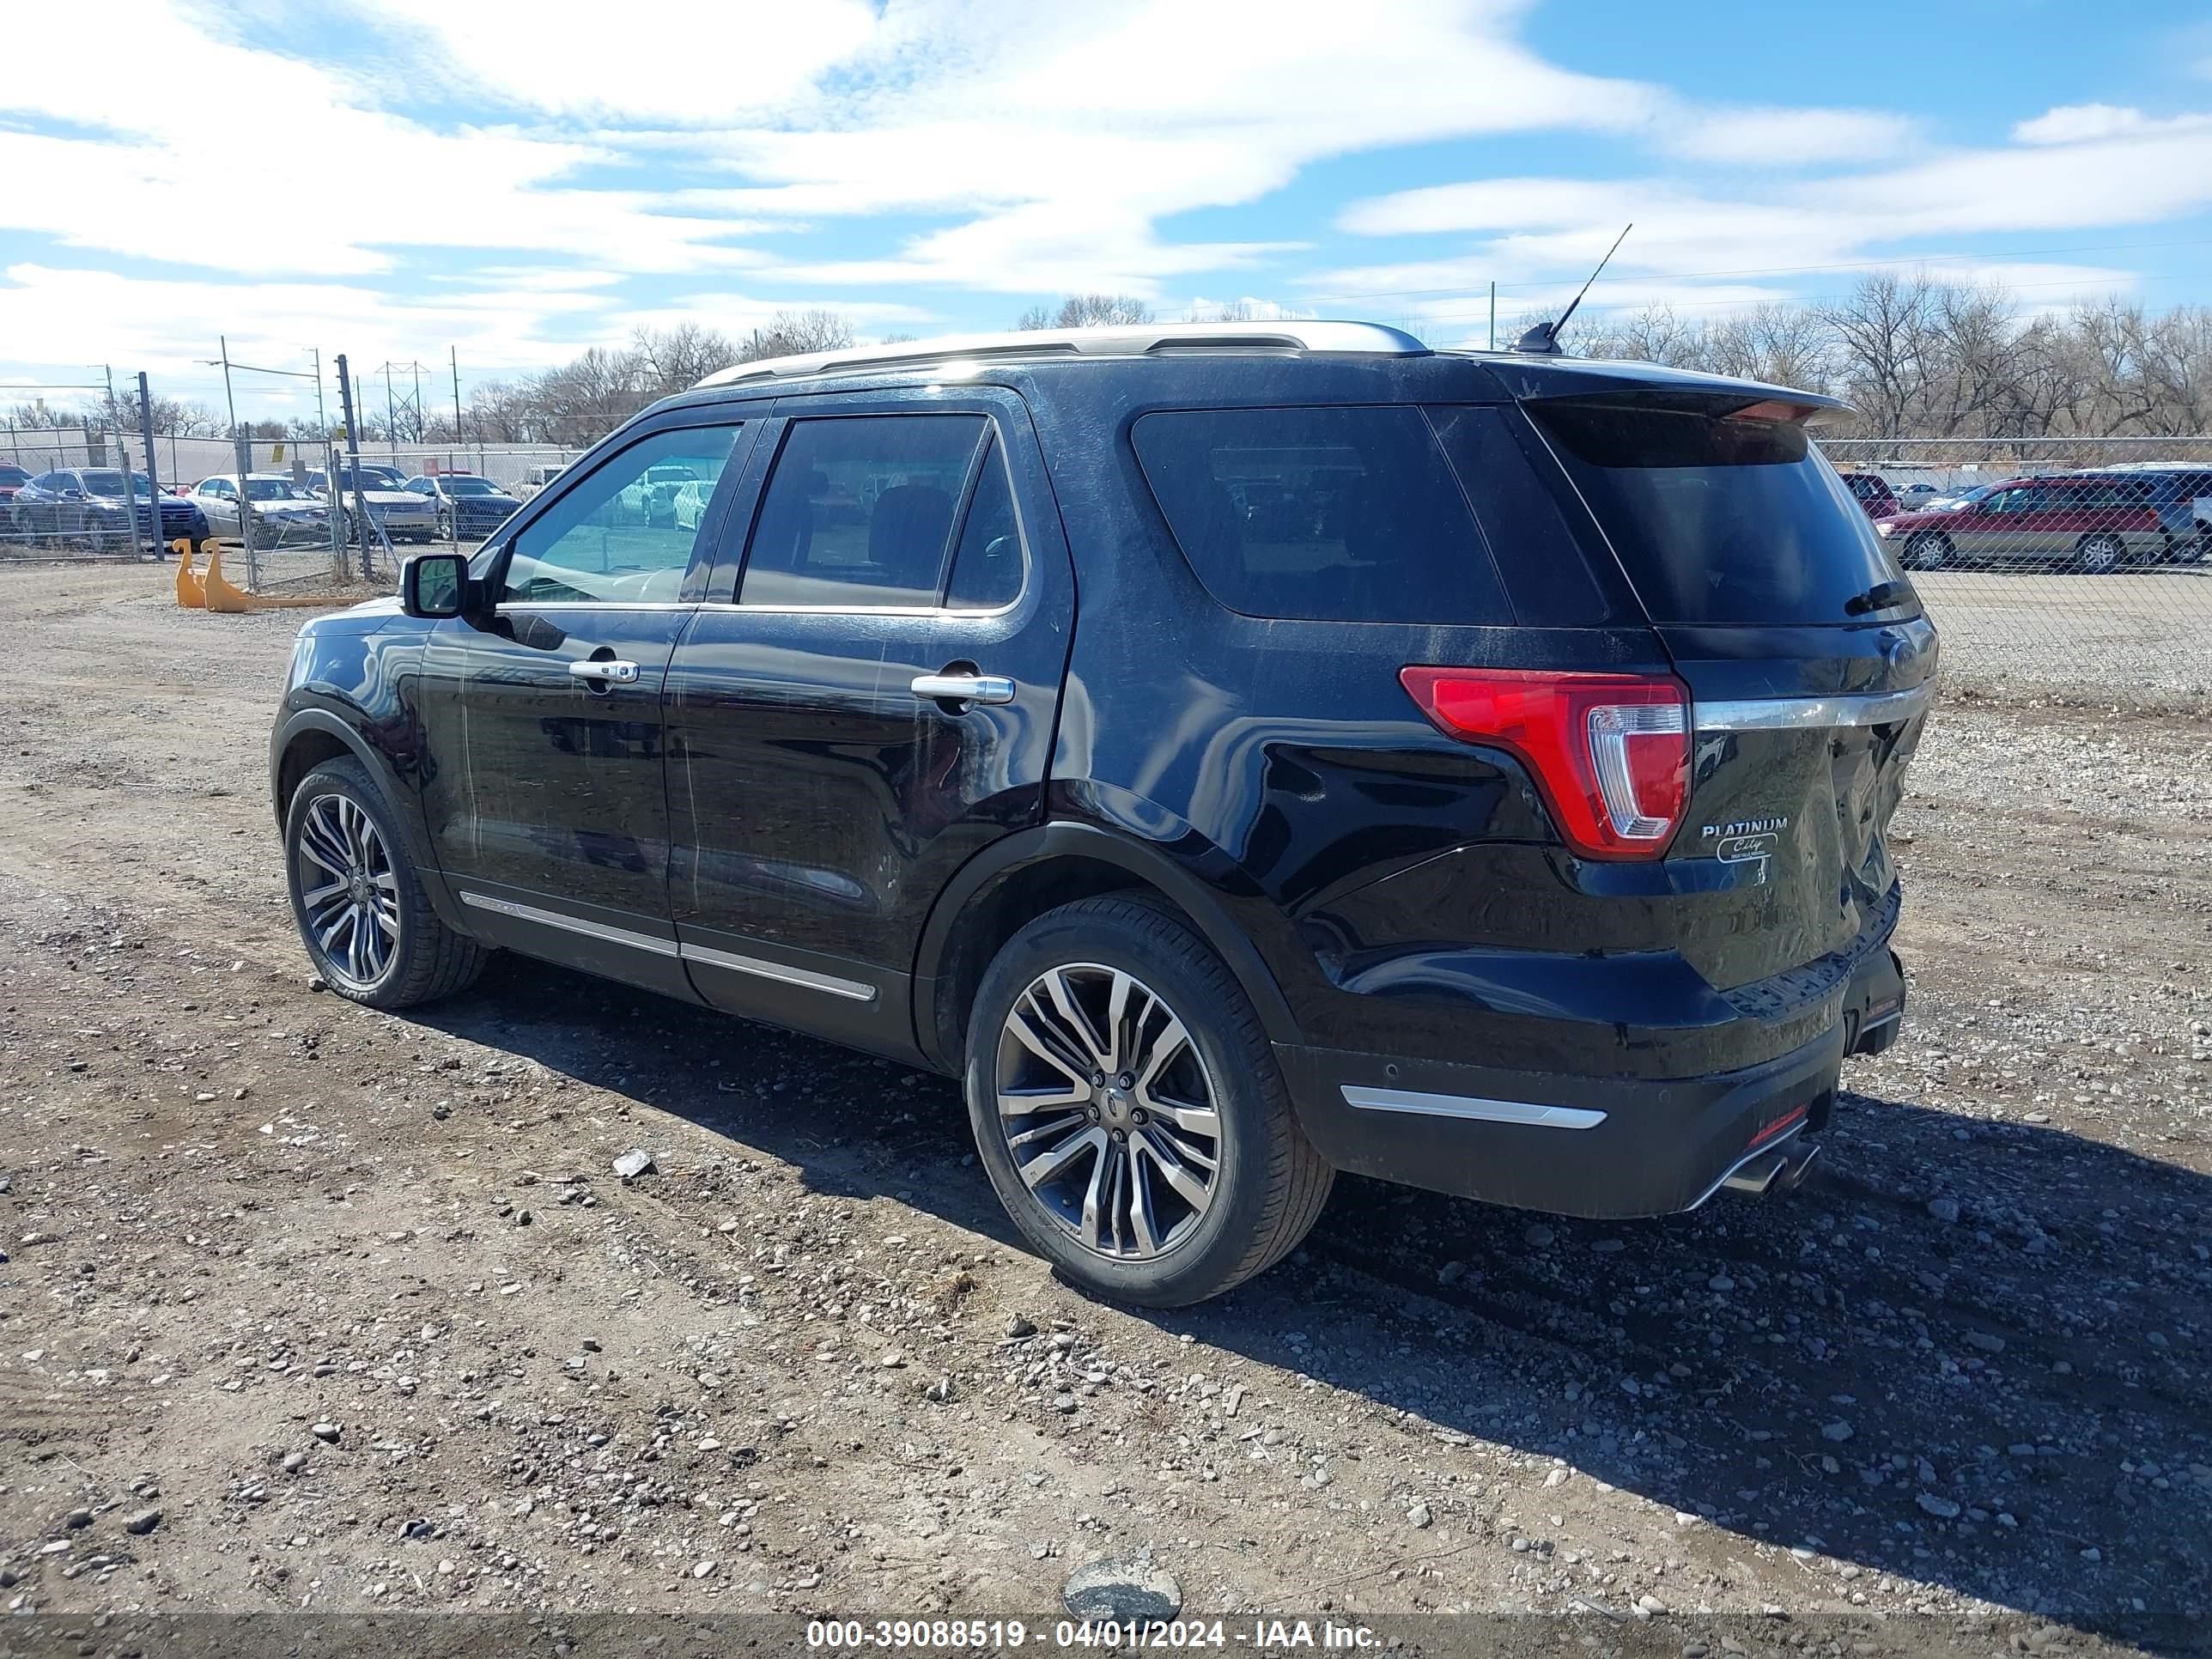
xmin=188 ymin=474 xmax=331 ymax=545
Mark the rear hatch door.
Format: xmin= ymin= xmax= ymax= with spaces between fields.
xmin=1520 ymin=386 xmax=1936 ymax=996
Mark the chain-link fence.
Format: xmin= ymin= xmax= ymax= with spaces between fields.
xmin=9 ymin=406 xmax=2211 ymax=699
xmin=1816 ymin=436 xmax=2212 ymax=700
xmin=1 ymin=428 xmax=446 ymax=590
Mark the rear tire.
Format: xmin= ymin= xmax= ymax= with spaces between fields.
xmin=2075 ymin=532 xmax=2125 ymax=574
xmin=965 ymin=895 xmax=1333 ymax=1307
xmin=284 ymin=757 xmax=489 ymax=1010
xmin=1900 ymin=531 xmax=1950 ymax=571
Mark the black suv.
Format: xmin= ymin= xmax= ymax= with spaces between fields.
xmin=270 ymin=321 xmax=1933 ymax=1307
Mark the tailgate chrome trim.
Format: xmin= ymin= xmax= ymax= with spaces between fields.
xmin=1695 ymin=686 xmax=1932 ymax=732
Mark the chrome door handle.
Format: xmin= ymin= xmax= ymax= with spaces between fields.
xmin=911 ymin=672 xmax=1016 ymax=706
xmin=568 ymin=659 xmax=640 ymax=684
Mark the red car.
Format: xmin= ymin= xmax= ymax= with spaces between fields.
xmin=1836 ymin=471 xmax=1899 ymax=520
xmin=0 ymin=463 xmax=29 ymax=532
xmin=1874 ymin=474 xmax=2169 ymax=574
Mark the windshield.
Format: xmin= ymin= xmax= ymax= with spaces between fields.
xmin=245 ymin=478 xmax=307 ymax=501
xmin=444 ymin=477 xmax=499 ymax=495
xmin=81 ymin=470 xmax=156 ymax=499
xmin=0 ymin=466 xmax=29 ymax=485
xmin=1529 ymin=397 xmax=1911 ymax=626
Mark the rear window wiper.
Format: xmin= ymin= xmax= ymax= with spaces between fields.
xmin=1844 ymin=580 xmax=1911 ymax=617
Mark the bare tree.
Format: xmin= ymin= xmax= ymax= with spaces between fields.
xmin=1017 ymin=295 xmax=1155 ymax=330
xmin=737 ymin=309 xmax=857 ymax=363
xmin=631 ymin=322 xmax=740 ymax=393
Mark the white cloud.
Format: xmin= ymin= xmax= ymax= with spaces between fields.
xmin=1664 ymin=106 xmax=1918 ymax=167
xmin=354 ymin=0 xmax=880 ymax=124
xmin=1327 ymin=108 xmax=2212 ymax=321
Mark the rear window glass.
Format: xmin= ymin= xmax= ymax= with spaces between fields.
xmin=1529 ymin=399 xmax=1910 ymax=626
xmin=1131 ymin=406 xmax=1510 ymax=624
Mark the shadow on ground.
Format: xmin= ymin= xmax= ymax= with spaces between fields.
xmin=410 ymin=954 xmax=2209 ymax=1644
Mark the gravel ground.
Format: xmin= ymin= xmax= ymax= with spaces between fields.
xmin=1913 ymin=568 xmax=2212 ymax=702
xmin=1 ymin=564 xmax=2207 ymax=1656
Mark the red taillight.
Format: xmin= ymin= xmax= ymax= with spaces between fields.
xmin=1399 ymin=666 xmax=1690 ymax=860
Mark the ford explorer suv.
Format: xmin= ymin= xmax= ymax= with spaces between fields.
xmin=270 ymin=321 xmax=1932 ymax=1307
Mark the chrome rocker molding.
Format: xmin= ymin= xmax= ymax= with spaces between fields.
xmin=1340 ymin=1084 xmax=1607 ymax=1130
xmin=1695 ymin=685 xmax=1933 ymax=732
xmin=458 ymin=890 xmax=877 ymax=1003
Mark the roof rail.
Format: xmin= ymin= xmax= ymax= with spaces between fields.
xmin=695 ymin=319 xmax=1427 ymax=388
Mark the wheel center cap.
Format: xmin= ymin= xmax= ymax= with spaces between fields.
xmin=1098 ymin=1086 xmax=1133 ymax=1124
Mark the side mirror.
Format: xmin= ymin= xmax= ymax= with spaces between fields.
xmin=401 ymin=551 xmax=471 ymax=620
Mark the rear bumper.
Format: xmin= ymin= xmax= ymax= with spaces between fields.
xmin=1279 ymin=941 xmax=1905 ymax=1219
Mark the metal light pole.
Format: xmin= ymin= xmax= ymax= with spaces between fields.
xmin=315 ymin=346 xmax=342 ymax=574
xmin=451 ymin=345 xmax=465 ymax=472
xmin=137 ymin=372 xmax=164 ymax=561
xmin=337 ymin=354 xmax=374 ymax=582
xmin=217 ymin=336 xmax=256 ymax=583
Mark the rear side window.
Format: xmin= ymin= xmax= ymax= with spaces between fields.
xmin=1529 ymin=398 xmax=1910 ymax=626
xmin=1131 ymin=406 xmax=1510 ymax=624
xmin=742 ymin=416 xmax=985 ymax=607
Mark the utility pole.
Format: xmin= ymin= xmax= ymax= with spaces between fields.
xmin=337 ymin=354 xmax=374 ymax=582
xmin=137 ymin=372 xmax=163 ymax=561
xmin=1488 ymin=283 xmax=1496 ymax=352
xmin=314 ymin=346 xmax=341 ymax=573
xmin=451 ymin=346 xmax=465 ymax=472
xmin=218 ymin=335 xmax=255 ymax=583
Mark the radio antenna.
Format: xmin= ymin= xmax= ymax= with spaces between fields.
xmin=1512 ymin=222 xmax=1632 ymax=356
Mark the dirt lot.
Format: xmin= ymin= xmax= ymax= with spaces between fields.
xmin=1 ymin=563 xmax=2208 ymax=1655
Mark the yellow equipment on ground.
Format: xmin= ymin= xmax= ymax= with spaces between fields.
xmin=173 ymin=541 xmax=204 ymax=608
xmin=182 ymin=543 xmax=347 ymax=612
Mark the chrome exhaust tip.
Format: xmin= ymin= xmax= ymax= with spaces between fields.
xmin=1718 ymin=1138 xmax=1820 ymax=1198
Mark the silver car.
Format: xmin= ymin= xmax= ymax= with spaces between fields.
xmin=188 ymin=474 xmax=331 ymax=546
xmin=305 ymin=467 xmax=441 ymax=543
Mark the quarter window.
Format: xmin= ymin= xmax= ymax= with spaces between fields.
xmin=945 ymin=436 xmax=1024 ymax=610
xmin=1131 ymin=405 xmax=1511 ymax=625
xmin=500 ymin=423 xmax=744 ymax=605
xmin=739 ymin=415 xmax=987 ymax=607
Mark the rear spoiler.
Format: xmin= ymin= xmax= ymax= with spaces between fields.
xmin=1464 ymin=355 xmax=1855 ymax=424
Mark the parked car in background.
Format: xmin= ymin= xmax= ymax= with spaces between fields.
xmin=515 ymin=463 xmax=567 ymax=501
xmin=305 ymin=466 xmax=439 ymax=543
xmin=1875 ymin=472 xmax=2189 ymax=572
xmin=2086 ymin=461 xmax=2212 ymax=560
xmin=0 ymin=463 xmax=30 ymax=533
xmin=615 ymin=462 xmax=698 ymax=528
xmin=1894 ymin=482 xmax=1942 ymax=501
xmin=404 ymin=472 xmax=522 ymax=543
xmin=14 ymin=467 xmax=209 ymax=550
xmin=271 ymin=320 xmax=1929 ymax=1307
xmin=671 ymin=477 xmax=714 ymax=532
xmin=188 ymin=474 xmax=331 ymax=545
xmin=1836 ymin=471 xmax=1899 ymax=520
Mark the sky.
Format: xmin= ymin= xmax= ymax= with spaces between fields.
xmin=4 ymin=0 xmax=2212 ymax=425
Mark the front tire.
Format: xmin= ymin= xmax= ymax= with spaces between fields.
xmin=965 ymin=896 xmax=1333 ymax=1307
xmin=284 ymin=758 xmax=488 ymax=1009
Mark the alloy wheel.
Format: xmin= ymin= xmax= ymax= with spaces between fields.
xmin=993 ymin=963 xmax=1223 ymax=1261
xmin=2078 ymin=533 xmax=2124 ymax=574
xmin=292 ymin=793 xmax=400 ymax=989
